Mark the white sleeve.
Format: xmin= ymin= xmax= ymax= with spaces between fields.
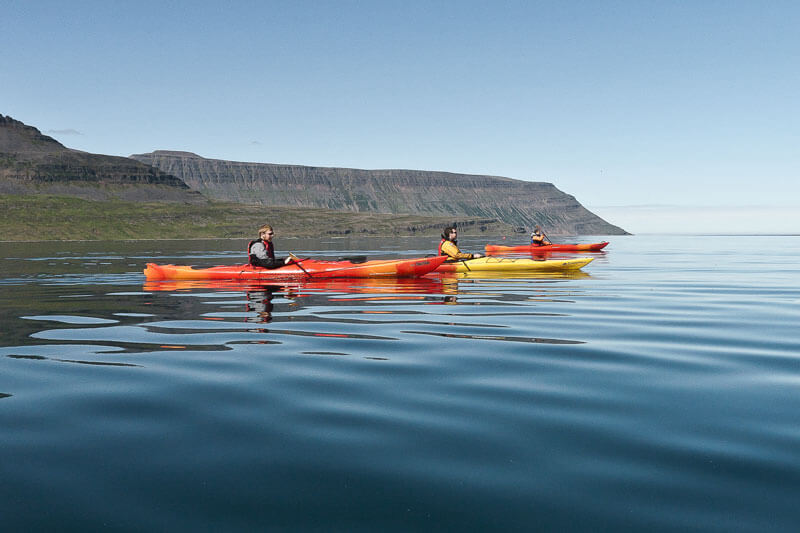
xmin=250 ymin=241 xmax=268 ymax=259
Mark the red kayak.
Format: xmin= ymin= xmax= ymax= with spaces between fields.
xmin=144 ymin=255 xmax=447 ymax=281
xmin=485 ymin=242 xmax=609 ymax=253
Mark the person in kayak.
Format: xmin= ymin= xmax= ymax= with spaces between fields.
xmin=438 ymin=226 xmax=483 ymax=261
xmin=248 ymin=225 xmax=293 ymax=269
xmin=530 ymin=226 xmax=552 ymax=246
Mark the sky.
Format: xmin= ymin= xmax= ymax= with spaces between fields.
xmin=2 ymin=0 xmax=798 ymax=234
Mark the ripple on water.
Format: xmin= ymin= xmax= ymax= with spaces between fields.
xmin=2 ymin=236 xmax=800 ymax=531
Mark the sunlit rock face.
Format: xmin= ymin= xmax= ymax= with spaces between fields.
xmin=133 ymin=150 xmax=627 ymax=235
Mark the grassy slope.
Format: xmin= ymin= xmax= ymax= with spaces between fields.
xmin=0 ymin=195 xmax=513 ymax=241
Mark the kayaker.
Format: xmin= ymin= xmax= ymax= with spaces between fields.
xmin=530 ymin=226 xmax=551 ymax=246
xmin=248 ymin=225 xmax=293 ymax=269
xmin=438 ymin=226 xmax=483 ymax=261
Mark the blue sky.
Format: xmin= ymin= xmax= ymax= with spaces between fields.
xmin=3 ymin=1 xmax=798 ymax=234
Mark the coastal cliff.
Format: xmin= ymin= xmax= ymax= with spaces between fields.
xmin=1 ymin=113 xmax=628 ymax=237
xmin=132 ymin=150 xmax=627 ymax=235
xmin=0 ymin=115 xmax=204 ymax=202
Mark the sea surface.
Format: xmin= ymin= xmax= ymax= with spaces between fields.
xmin=1 ymin=234 xmax=799 ymax=531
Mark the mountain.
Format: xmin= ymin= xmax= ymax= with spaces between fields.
xmin=1 ymin=113 xmax=627 ymax=235
xmin=132 ymin=150 xmax=627 ymax=235
xmin=0 ymin=115 xmax=204 ymax=202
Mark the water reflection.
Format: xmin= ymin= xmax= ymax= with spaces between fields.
xmin=0 ymin=271 xmax=591 ymax=365
xmin=7 ymin=353 xmax=142 ymax=367
xmin=244 ymin=284 xmax=283 ymax=323
xmin=143 ymin=276 xmax=447 ymax=294
xmin=405 ymin=330 xmax=585 ymax=345
xmin=5 ymin=237 xmax=800 ymax=532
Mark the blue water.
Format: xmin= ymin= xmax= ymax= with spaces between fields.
xmin=1 ymin=235 xmax=799 ymax=531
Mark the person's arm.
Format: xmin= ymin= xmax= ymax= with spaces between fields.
xmin=441 ymin=240 xmax=477 ymax=260
xmin=257 ymin=256 xmax=287 ymax=269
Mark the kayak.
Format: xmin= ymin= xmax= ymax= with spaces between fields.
xmin=485 ymin=242 xmax=609 ymax=253
xmin=435 ymin=256 xmax=594 ymax=273
xmin=453 ymin=269 xmax=591 ymax=280
xmin=143 ymin=255 xmax=447 ymax=281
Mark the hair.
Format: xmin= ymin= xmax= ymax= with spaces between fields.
xmin=441 ymin=226 xmax=456 ymax=240
xmin=258 ymin=224 xmax=273 ymax=236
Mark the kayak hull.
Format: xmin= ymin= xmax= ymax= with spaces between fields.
xmin=485 ymin=241 xmax=609 ymax=253
xmin=435 ymin=256 xmax=594 ymax=273
xmin=144 ymin=256 xmax=447 ymax=281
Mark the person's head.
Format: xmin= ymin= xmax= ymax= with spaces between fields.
xmin=442 ymin=226 xmax=457 ymax=242
xmin=533 ymin=225 xmax=541 ymax=235
xmin=258 ymin=224 xmax=275 ymax=241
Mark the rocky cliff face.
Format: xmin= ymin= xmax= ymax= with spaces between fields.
xmin=132 ymin=150 xmax=627 ymax=235
xmin=1 ymin=115 xmax=204 ymax=202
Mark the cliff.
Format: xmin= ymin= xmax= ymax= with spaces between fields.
xmin=132 ymin=150 xmax=627 ymax=235
xmin=0 ymin=115 xmax=204 ymax=202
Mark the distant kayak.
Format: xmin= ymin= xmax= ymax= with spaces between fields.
xmin=435 ymin=256 xmax=594 ymax=273
xmin=485 ymin=242 xmax=609 ymax=253
xmin=144 ymin=255 xmax=447 ymax=281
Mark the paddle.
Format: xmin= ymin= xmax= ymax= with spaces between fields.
xmin=288 ymin=253 xmax=312 ymax=278
xmin=540 ymin=229 xmax=553 ymax=246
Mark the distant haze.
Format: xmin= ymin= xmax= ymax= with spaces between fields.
xmin=591 ymin=206 xmax=800 ymax=235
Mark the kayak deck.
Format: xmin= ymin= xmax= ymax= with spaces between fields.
xmin=435 ymin=256 xmax=594 ymax=273
xmin=144 ymin=255 xmax=447 ymax=281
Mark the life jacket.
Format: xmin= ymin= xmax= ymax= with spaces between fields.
xmin=438 ymin=238 xmax=458 ymax=256
xmin=248 ymin=238 xmax=274 ymax=266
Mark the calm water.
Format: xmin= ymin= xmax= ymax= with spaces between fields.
xmin=1 ymin=235 xmax=799 ymax=531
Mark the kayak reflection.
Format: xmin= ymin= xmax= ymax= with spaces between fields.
xmin=143 ymin=271 xmax=590 ymax=313
xmin=144 ymin=277 xmax=448 ymax=324
xmin=429 ymin=269 xmax=592 ymax=305
xmin=143 ymin=276 xmax=446 ymax=294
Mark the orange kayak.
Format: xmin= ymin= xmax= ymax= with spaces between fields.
xmin=143 ymin=255 xmax=447 ymax=281
xmin=485 ymin=242 xmax=609 ymax=253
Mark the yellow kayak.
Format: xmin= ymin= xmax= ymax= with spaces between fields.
xmin=435 ymin=256 xmax=594 ymax=273
xmin=454 ymin=269 xmax=591 ymax=280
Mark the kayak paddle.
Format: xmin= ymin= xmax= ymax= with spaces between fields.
xmin=288 ymin=253 xmax=312 ymax=278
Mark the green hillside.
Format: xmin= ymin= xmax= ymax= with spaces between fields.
xmin=0 ymin=195 xmax=512 ymax=241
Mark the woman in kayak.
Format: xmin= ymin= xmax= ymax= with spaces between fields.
xmin=530 ymin=226 xmax=552 ymax=246
xmin=248 ymin=225 xmax=293 ymax=269
xmin=438 ymin=226 xmax=483 ymax=261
